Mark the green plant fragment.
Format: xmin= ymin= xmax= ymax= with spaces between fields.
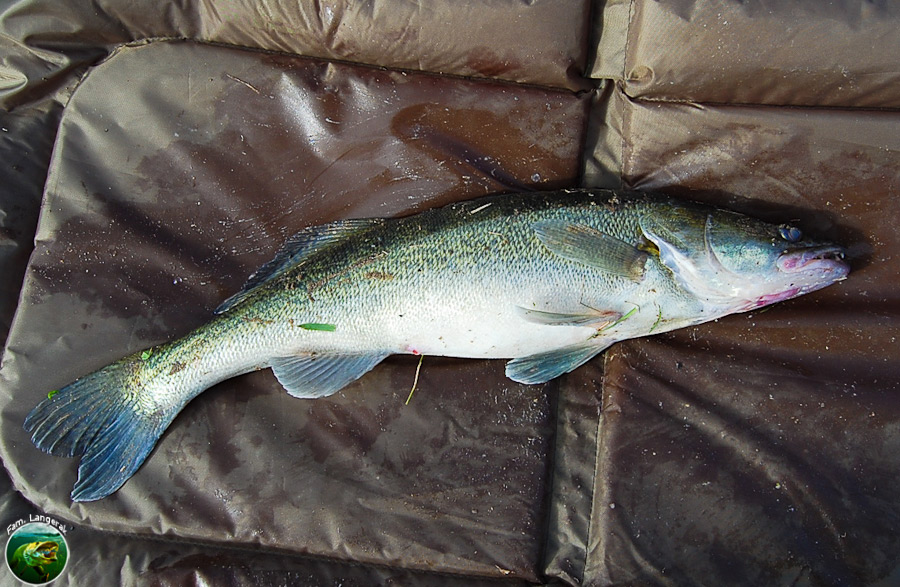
xmin=298 ymin=323 xmax=337 ymax=332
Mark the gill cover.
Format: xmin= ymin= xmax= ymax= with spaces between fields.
xmin=638 ymin=203 xmax=779 ymax=306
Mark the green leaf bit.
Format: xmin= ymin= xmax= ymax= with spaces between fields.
xmin=596 ymin=306 xmax=638 ymax=336
xmin=649 ymin=306 xmax=663 ymax=333
xmin=298 ymin=323 xmax=337 ymax=332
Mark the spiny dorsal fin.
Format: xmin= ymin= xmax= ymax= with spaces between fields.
xmin=215 ymin=218 xmax=384 ymax=314
xmin=533 ymin=220 xmax=647 ymax=282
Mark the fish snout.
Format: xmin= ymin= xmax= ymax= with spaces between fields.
xmin=776 ymin=245 xmax=849 ymax=281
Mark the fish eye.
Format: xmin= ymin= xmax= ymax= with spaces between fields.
xmin=779 ymin=226 xmax=802 ymax=243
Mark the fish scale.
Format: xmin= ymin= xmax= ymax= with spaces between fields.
xmin=241 ymin=193 xmax=669 ymax=357
xmin=23 ymin=188 xmax=849 ymax=501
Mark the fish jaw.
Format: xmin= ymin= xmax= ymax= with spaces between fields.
xmin=775 ymin=245 xmax=849 ymax=278
xmin=741 ymin=245 xmax=849 ymax=311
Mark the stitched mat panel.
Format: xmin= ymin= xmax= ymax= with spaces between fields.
xmin=0 ymin=39 xmax=588 ymax=581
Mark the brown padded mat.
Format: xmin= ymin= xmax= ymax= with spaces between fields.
xmin=2 ymin=0 xmax=900 ymax=585
xmin=0 ymin=0 xmax=590 ymax=112
xmin=0 ymin=103 xmax=60 ymax=341
xmin=0 ymin=40 xmax=587 ymax=581
xmin=577 ymin=87 xmax=900 ymax=586
xmin=592 ymin=0 xmax=900 ymax=107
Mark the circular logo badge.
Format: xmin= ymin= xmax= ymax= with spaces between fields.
xmin=6 ymin=522 xmax=68 ymax=585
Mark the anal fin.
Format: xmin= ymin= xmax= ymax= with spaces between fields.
xmin=270 ymin=352 xmax=389 ymax=398
xmin=505 ymin=342 xmax=611 ymax=385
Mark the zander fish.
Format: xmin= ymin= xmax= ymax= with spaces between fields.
xmin=24 ymin=189 xmax=849 ymax=501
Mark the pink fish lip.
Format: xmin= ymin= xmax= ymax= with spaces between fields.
xmin=776 ymin=245 xmax=849 ymax=279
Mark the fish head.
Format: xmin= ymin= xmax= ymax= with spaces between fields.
xmin=640 ymin=202 xmax=849 ymax=312
xmin=24 ymin=541 xmax=58 ymax=565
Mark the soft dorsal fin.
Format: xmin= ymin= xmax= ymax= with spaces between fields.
xmin=215 ymin=218 xmax=384 ymax=314
xmin=533 ymin=220 xmax=647 ymax=282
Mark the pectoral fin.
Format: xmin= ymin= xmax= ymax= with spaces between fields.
xmin=533 ymin=220 xmax=647 ymax=282
xmin=516 ymin=306 xmax=621 ymax=328
xmin=270 ymin=352 xmax=389 ymax=398
xmin=505 ymin=341 xmax=612 ymax=385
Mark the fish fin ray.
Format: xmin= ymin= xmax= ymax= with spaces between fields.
xmin=270 ymin=352 xmax=389 ymax=399
xmin=533 ymin=220 xmax=647 ymax=281
xmin=215 ymin=218 xmax=384 ymax=314
xmin=24 ymin=356 xmax=178 ymax=501
xmin=516 ymin=306 xmax=621 ymax=327
xmin=505 ymin=342 xmax=612 ymax=385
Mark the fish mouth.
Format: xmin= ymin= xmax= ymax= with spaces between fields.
xmin=742 ymin=245 xmax=850 ymax=311
xmin=776 ymin=245 xmax=849 ymax=280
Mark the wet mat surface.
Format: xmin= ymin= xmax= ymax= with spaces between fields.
xmin=1 ymin=1 xmax=900 ymax=585
xmin=0 ymin=40 xmax=587 ymax=581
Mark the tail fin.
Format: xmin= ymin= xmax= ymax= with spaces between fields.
xmin=24 ymin=354 xmax=176 ymax=501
